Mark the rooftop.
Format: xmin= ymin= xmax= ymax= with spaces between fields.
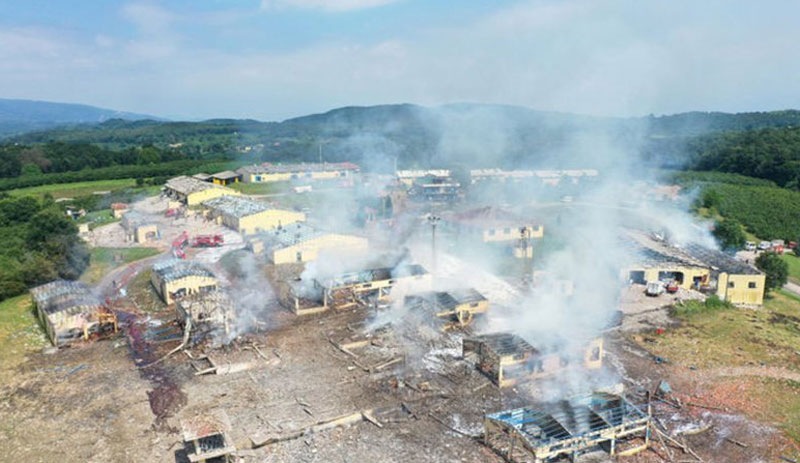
xmin=466 ymin=332 xmax=537 ymax=357
xmin=211 ymin=170 xmax=241 ymax=180
xmin=152 ymin=259 xmax=215 ymax=282
xmin=30 ymin=280 xmax=103 ymax=315
xmin=238 ymin=162 xmax=359 ymax=175
xmin=165 ymin=176 xmax=230 ymax=195
xmin=203 ymin=195 xmax=272 ymax=218
xmin=264 ymin=222 xmax=328 ymax=248
xmin=324 ymin=264 xmax=428 ymax=288
xmin=443 ymin=206 xmax=534 ymax=228
xmin=410 ymin=288 xmax=487 ymax=311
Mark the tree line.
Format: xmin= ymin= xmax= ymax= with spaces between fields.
xmin=0 ymin=195 xmax=88 ymax=300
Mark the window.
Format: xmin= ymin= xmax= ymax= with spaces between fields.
xmin=748 ymin=282 xmax=757 ymax=289
xmin=590 ymin=347 xmax=601 ymax=361
xmin=503 ymin=227 xmax=511 ymax=234
xmin=296 ymin=252 xmax=302 ymax=262
xmin=255 ymin=175 xmax=262 ymax=182
xmin=728 ymin=281 xmax=735 ymax=288
xmin=488 ymin=229 xmax=496 ymax=236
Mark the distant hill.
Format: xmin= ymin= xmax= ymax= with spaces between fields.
xmin=5 ymin=102 xmax=800 ymax=171
xmin=0 ymin=98 xmax=160 ymax=137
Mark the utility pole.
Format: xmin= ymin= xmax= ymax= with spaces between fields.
xmin=427 ymin=214 xmax=441 ymax=276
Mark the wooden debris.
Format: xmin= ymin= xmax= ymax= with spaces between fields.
xmin=362 ymin=410 xmax=383 ymax=428
xmin=427 ymin=412 xmax=478 ymax=439
xmin=724 ymin=437 xmax=748 ymax=448
xmin=780 ymin=456 xmax=798 ymax=463
xmin=250 ymin=411 xmax=368 ymax=448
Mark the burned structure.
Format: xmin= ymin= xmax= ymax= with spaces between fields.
xmin=404 ymin=288 xmax=489 ymax=329
xmin=483 ymin=393 xmax=650 ymax=462
xmin=286 ymin=264 xmax=431 ymax=315
xmin=151 ymin=259 xmax=218 ymax=305
xmin=121 ymin=212 xmax=159 ymax=243
xmin=203 ymin=195 xmax=304 ymax=235
xmin=407 ymin=174 xmax=462 ymax=203
xmin=30 ymin=280 xmax=118 ymax=347
xmin=176 ymin=290 xmax=235 ymax=341
xmin=180 ymin=410 xmax=237 ymax=463
xmin=463 ymin=333 xmax=603 ymax=388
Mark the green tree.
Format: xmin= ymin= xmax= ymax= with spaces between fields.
xmin=712 ymin=219 xmax=746 ymax=251
xmin=755 ymin=251 xmax=789 ymax=293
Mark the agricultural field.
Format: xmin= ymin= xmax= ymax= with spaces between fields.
xmin=781 ymin=253 xmax=800 ymax=284
xmin=7 ymin=178 xmax=137 ymax=199
xmin=637 ymin=290 xmax=800 ymax=442
xmin=0 ymin=295 xmax=47 ymax=382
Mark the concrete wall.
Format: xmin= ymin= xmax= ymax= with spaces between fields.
xmin=151 ymin=273 xmax=218 ymax=305
xmin=625 ymin=265 xmax=710 ymax=290
xmin=717 ymin=273 xmax=765 ymax=305
xmin=238 ymin=210 xmax=305 ymax=235
xmin=185 ymin=188 xmax=239 ymax=207
xmin=271 ymin=234 xmax=369 ymax=264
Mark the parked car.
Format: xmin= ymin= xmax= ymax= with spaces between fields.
xmin=645 ymin=281 xmax=665 ymax=297
xmin=758 ymin=241 xmax=772 ymax=250
xmin=744 ymin=241 xmax=756 ymax=251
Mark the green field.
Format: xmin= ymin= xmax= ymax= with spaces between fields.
xmin=781 ymin=253 xmax=800 ymax=284
xmin=0 ymin=295 xmax=47 ymax=379
xmin=7 ymin=179 xmax=137 ymax=198
xmin=228 ymin=181 xmax=286 ymax=195
xmin=81 ymin=247 xmax=163 ymax=285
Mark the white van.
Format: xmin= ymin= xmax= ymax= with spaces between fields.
xmin=744 ymin=241 xmax=756 ymax=251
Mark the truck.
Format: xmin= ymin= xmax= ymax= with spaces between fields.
xmin=645 ymin=281 xmax=665 ymax=297
xmin=191 ymin=234 xmax=224 ymax=248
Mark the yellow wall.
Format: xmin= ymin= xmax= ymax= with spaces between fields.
xmin=134 ymin=224 xmax=158 ymax=243
xmin=625 ymin=266 xmax=710 ymax=290
xmin=185 ymin=188 xmax=239 ymax=207
xmin=238 ymin=210 xmax=305 ymax=235
xmin=151 ymin=273 xmax=218 ymax=304
xmin=271 ymin=234 xmax=369 ymax=264
xmin=717 ymin=273 xmax=765 ymax=305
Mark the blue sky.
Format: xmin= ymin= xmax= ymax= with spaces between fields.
xmin=0 ymin=0 xmax=798 ymax=120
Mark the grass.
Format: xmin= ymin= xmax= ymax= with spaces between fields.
xmin=758 ymin=378 xmax=800 ymax=443
xmin=644 ymin=291 xmax=800 ymax=370
xmin=781 ymin=253 xmax=800 ymax=284
xmin=0 ymin=294 xmax=47 ymax=377
xmin=79 ymin=209 xmax=119 ymax=228
xmin=81 ymin=247 xmax=162 ymax=285
xmin=229 ymin=181 xmax=287 ymax=195
xmin=7 ymin=178 xmax=137 ymax=199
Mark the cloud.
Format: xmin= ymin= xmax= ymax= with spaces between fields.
xmin=260 ymin=0 xmax=401 ymax=12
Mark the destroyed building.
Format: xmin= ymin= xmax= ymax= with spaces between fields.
xmin=180 ymin=410 xmax=236 ymax=463
xmin=203 ymin=195 xmax=305 ymax=235
xmin=30 ymin=280 xmax=118 ymax=347
xmin=470 ymin=168 xmax=599 ymax=186
xmin=120 ymin=212 xmax=159 ymax=243
xmin=483 ymin=393 xmax=650 ymax=462
xmin=176 ymin=290 xmax=235 ymax=341
xmin=151 ymin=259 xmax=217 ymax=305
xmin=404 ymin=288 xmax=489 ymax=328
xmin=463 ymin=333 xmax=603 ymax=388
xmin=625 ymin=232 xmax=766 ymax=305
xmin=286 ymin=264 xmax=431 ymax=315
xmin=407 ymin=174 xmax=462 ymax=203
xmin=262 ymin=222 xmax=369 ymax=264
xmin=396 ymin=169 xmax=451 ymax=186
xmin=164 ymin=175 xmax=240 ymax=206
xmin=237 ymin=162 xmax=360 ymax=183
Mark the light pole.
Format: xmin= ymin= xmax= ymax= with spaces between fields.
xmin=427 ymin=214 xmax=441 ymax=275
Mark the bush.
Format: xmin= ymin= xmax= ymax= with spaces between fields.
xmin=672 ymin=295 xmax=733 ymax=316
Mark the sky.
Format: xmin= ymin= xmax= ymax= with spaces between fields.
xmin=0 ymin=0 xmax=798 ymax=121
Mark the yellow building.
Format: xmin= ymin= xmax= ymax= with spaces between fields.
xmin=264 ymin=223 xmax=369 ymax=264
xmin=405 ymin=288 xmax=489 ymax=328
xmin=203 ymin=195 xmax=304 ymax=235
xmin=462 ymin=333 xmax=603 ymax=388
xmin=151 ymin=259 xmax=218 ymax=305
xmin=396 ymin=169 xmax=451 ymax=186
xmin=210 ymin=171 xmax=242 ymax=186
xmin=164 ymin=175 xmax=240 ymax=206
xmin=237 ymin=162 xmax=360 ymax=183
xmin=626 ymin=233 xmax=765 ymax=305
xmin=121 ymin=213 xmax=159 ymax=243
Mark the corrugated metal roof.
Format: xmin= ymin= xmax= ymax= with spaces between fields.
xmin=165 ymin=176 xmax=230 ymax=195
xmin=30 ymin=280 xmax=102 ymax=315
xmin=153 ymin=259 xmax=215 ymax=282
xmin=203 ymin=195 xmax=272 ymax=218
xmin=238 ymin=162 xmax=359 ymax=175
